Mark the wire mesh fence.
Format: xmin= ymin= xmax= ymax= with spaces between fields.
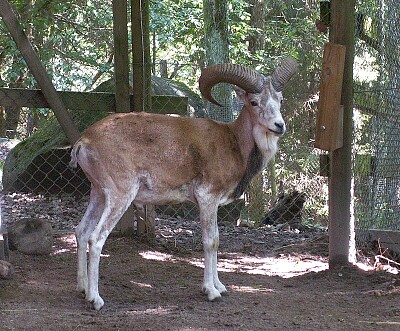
xmin=354 ymin=0 xmax=400 ymax=253
xmin=0 ymin=1 xmax=347 ymax=240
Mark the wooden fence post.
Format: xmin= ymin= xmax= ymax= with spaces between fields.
xmin=112 ymin=0 xmax=136 ymax=235
xmin=328 ymin=0 xmax=356 ymax=266
xmin=131 ymin=0 xmax=155 ymax=239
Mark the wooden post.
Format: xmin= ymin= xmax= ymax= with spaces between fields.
xmin=0 ymin=0 xmax=80 ymax=144
xmin=131 ymin=0 xmax=155 ymax=239
xmin=131 ymin=0 xmax=152 ymax=112
xmin=328 ymin=0 xmax=356 ymax=266
xmin=315 ymin=43 xmax=346 ymax=152
xmin=112 ymin=0 xmax=136 ymax=235
xmin=113 ymin=0 xmax=130 ymax=113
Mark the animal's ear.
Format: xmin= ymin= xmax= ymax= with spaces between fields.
xmin=233 ymin=86 xmax=247 ymax=102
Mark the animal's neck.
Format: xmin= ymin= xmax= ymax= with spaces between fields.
xmin=229 ymin=108 xmax=280 ymax=199
xmin=231 ymin=107 xmax=279 ymax=167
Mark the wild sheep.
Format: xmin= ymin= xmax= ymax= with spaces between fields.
xmin=69 ymin=58 xmax=298 ymax=310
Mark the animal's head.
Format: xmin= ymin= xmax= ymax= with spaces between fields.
xmin=199 ymin=58 xmax=298 ymax=137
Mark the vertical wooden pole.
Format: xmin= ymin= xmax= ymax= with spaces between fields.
xmin=113 ymin=0 xmax=130 ymax=113
xmin=131 ymin=0 xmax=155 ymax=240
xmin=131 ymin=0 xmax=152 ymax=112
xmin=328 ymin=0 xmax=356 ymax=266
xmin=112 ymin=0 xmax=135 ymax=235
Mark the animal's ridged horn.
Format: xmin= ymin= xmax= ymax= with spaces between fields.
xmin=270 ymin=57 xmax=298 ymax=92
xmin=199 ymin=63 xmax=264 ymax=106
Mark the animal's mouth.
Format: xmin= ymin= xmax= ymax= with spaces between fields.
xmin=268 ymin=128 xmax=285 ymax=136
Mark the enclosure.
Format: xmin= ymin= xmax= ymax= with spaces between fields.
xmin=0 ymin=0 xmax=399 ymax=329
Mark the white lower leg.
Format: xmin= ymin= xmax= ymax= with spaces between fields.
xmin=87 ymin=235 xmax=107 ymax=310
xmin=202 ymin=248 xmax=221 ymax=301
xmin=76 ymin=241 xmax=88 ymax=294
xmin=212 ymin=251 xmax=227 ymax=294
xmin=75 ymin=190 xmax=103 ymax=295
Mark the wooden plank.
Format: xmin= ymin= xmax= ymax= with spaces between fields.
xmin=0 ymin=88 xmax=188 ymax=115
xmin=315 ymin=43 xmax=346 ymax=151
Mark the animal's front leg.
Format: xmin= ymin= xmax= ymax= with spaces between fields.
xmin=211 ymin=243 xmax=227 ymax=295
xmin=199 ymin=201 xmax=226 ymax=301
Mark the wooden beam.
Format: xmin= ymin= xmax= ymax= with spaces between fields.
xmin=0 ymin=0 xmax=80 ymax=144
xmin=328 ymin=0 xmax=356 ymax=267
xmin=315 ymin=43 xmax=346 ymax=151
xmin=0 ymin=88 xmax=188 ymax=115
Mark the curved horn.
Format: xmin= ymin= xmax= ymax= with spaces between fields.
xmin=271 ymin=57 xmax=298 ymax=92
xmin=199 ymin=63 xmax=264 ymax=106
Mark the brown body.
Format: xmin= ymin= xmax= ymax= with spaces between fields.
xmin=74 ymin=111 xmax=251 ymax=206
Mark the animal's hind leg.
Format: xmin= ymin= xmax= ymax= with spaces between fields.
xmin=86 ymin=187 xmax=138 ymax=310
xmin=75 ymin=186 xmax=105 ymax=295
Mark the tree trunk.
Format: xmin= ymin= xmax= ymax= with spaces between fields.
xmin=202 ymin=0 xmax=232 ymax=121
xmin=248 ymin=0 xmax=266 ymax=54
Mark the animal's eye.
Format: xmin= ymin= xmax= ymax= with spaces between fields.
xmin=250 ymin=101 xmax=258 ymax=107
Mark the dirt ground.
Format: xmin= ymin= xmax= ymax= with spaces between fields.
xmin=1 ymin=222 xmax=400 ymax=331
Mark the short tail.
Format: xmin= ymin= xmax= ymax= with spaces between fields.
xmin=69 ymin=141 xmax=82 ymax=168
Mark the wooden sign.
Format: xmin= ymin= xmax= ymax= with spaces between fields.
xmin=315 ymin=43 xmax=346 ymax=151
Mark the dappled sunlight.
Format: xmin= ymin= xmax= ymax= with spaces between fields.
xmin=215 ymin=254 xmax=328 ymax=278
xmin=184 ymin=253 xmax=328 ymax=278
xmin=139 ymin=249 xmax=328 ymax=278
xmin=139 ymin=250 xmax=177 ymax=262
xmin=124 ymin=306 xmax=176 ymax=317
xmin=131 ymin=281 xmax=153 ymax=289
xmin=230 ymin=284 xmax=275 ymax=294
xmin=51 ymin=233 xmax=76 ymax=255
xmin=51 ymin=234 xmax=108 ymax=258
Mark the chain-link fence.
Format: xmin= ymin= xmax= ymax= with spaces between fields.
xmin=1 ymin=1 xmax=329 ymax=235
xmin=353 ymin=0 xmax=400 ymax=254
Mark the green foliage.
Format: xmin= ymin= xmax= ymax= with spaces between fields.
xmin=1 ymin=0 xmax=114 ymax=91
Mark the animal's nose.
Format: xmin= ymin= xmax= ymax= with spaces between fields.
xmin=274 ymin=121 xmax=286 ymax=134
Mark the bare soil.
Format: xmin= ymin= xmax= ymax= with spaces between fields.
xmin=1 ymin=220 xmax=400 ymax=331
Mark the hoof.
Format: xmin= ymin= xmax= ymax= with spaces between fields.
xmin=206 ymin=289 xmax=222 ymax=302
xmin=209 ymin=294 xmax=223 ymax=302
xmin=86 ymin=294 xmax=104 ymax=311
xmin=91 ymin=297 xmax=105 ymax=311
